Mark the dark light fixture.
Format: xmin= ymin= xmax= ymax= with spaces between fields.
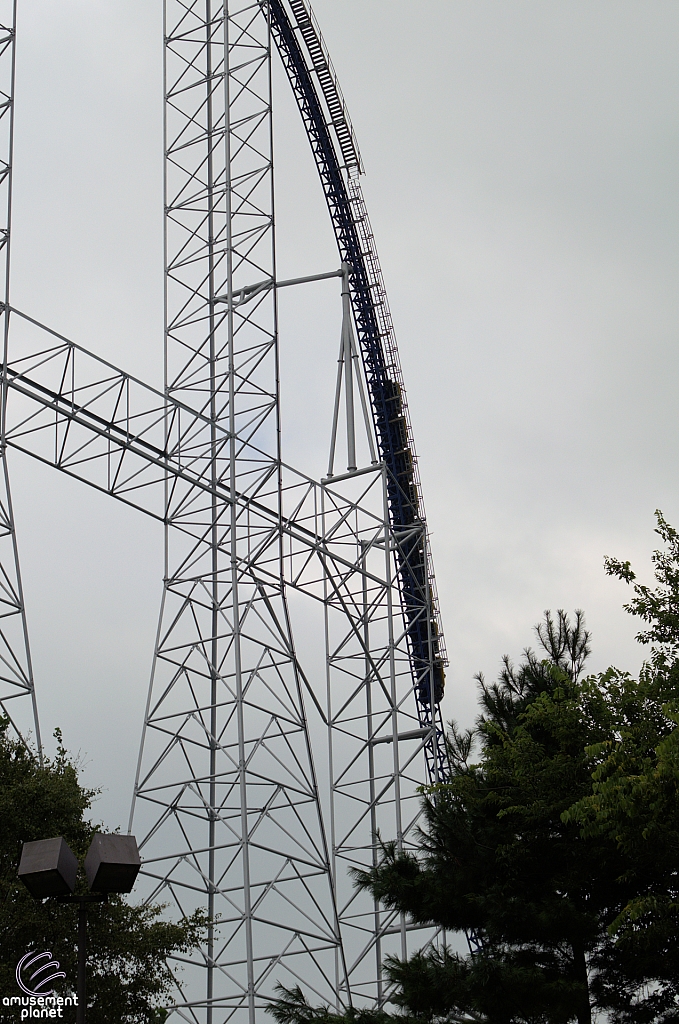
xmin=18 ymin=837 xmax=78 ymax=899
xmin=18 ymin=833 xmax=141 ymax=1024
xmin=84 ymin=834 xmax=140 ymax=894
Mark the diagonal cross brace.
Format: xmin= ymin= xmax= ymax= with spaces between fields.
xmin=2 ymin=307 xmax=389 ymax=596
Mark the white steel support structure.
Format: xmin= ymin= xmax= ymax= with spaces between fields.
xmin=314 ymin=465 xmax=438 ymax=1005
xmin=0 ymin=0 xmax=40 ymax=753
xmin=0 ymin=0 xmax=449 ymax=1019
xmin=130 ymin=3 xmax=346 ymax=1021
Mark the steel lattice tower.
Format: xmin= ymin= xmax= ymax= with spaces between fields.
xmin=0 ymin=0 xmax=40 ymax=755
xmin=0 ymin=1 xmax=449 ymax=1020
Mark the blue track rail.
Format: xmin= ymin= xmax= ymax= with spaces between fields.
xmin=269 ymin=0 xmax=448 ymax=780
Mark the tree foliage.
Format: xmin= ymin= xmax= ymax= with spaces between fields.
xmin=270 ymin=513 xmax=679 ymax=1024
xmin=0 ymin=722 xmax=206 ymax=1022
xmin=353 ymin=612 xmax=633 ymax=1024
xmin=564 ymin=511 xmax=679 ymax=1018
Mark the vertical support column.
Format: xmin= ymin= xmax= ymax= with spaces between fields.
xmin=341 ymin=265 xmax=356 ymax=474
xmin=131 ymin=3 xmax=345 ymax=1020
xmin=76 ymin=902 xmax=87 ymax=1024
xmin=205 ymin=7 xmax=219 ymax=1020
xmin=0 ymin=0 xmax=41 ymax=753
xmin=361 ymin=539 xmax=382 ymax=1005
xmin=322 ymin=463 xmax=433 ymax=1005
xmin=384 ymin=470 xmax=407 ymax=966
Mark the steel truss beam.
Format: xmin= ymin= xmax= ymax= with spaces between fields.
xmin=3 ymin=309 xmax=394 ymax=599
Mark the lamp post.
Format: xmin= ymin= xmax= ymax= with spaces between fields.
xmin=18 ymin=834 xmax=141 ymax=1023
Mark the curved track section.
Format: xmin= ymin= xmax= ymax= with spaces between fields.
xmin=269 ymin=0 xmax=448 ymax=779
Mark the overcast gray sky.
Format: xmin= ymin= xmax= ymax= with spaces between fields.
xmin=7 ymin=1 xmax=679 ymax=830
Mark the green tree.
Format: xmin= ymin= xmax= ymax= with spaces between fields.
xmin=0 ymin=721 xmax=206 ymax=1022
xmin=352 ymin=611 xmax=636 ymax=1024
xmin=565 ymin=511 xmax=679 ymax=1019
xmin=269 ymin=516 xmax=679 ymax=1024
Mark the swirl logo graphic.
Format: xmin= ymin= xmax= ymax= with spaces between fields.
xmin=15 ymin=952 xmax=66 ymax=997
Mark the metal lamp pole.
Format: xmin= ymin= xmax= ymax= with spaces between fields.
xmin=56 ymin=893 xmax=107 ymax=1024
xmin=18 ymin=834 xmax=141 ymax=1020
xmin=78 ymin=902 xmax=85 ymax=1024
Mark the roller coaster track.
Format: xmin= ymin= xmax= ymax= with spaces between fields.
xmin=269 ymin=0 xmax=449 ymax=779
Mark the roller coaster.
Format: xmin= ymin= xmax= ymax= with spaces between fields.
xmin=0 ymin=1 xmax=450 ymax=1020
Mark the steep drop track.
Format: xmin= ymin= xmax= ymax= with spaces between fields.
xmin=269 ymin=0 xmax=449 ymax=780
